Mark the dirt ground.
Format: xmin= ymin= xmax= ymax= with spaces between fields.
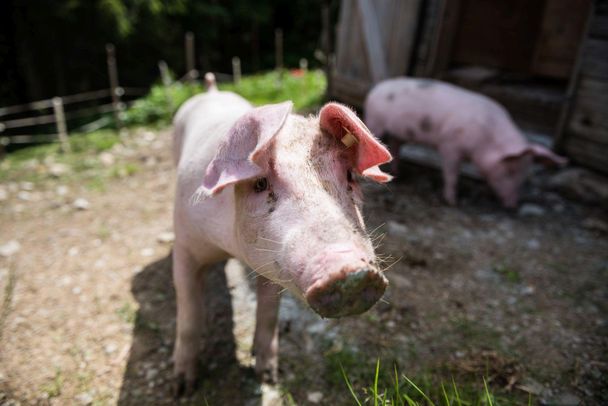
xmin=0 ymin=128 xmax=606 ymax=405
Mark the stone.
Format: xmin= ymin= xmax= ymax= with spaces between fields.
xmin=75 ymin=392 xmax=94 ymax=405
xmin=520 ymin=285 xmax=535 ymax=295
xmin=0 ymin=187 xmax=7 ymax=201
xmin=140 ymin=248 xmax=154 ymax=257
xmin=549 ymin=167 xmax=608 ymax=206
xmin=56 ymin=185 xmax=69 ymax=196
xmin=48 ymin=163 xmax=69 ymax=177
xmin=307 ymin=392 xmax=324 ymax=403
xmin=73 ymin=198 xmax=90 ymax=210
xmin=156 ymin=231 xmax=175 ymax=244
xmin=0 ymin=240 xmax=21 ymax=257
xmin=582 ymin=217 xmax=608 ymax=234
xmin=20 ymin=181 xmax=34 ymax=191
xmin=541 ymin=392 xmax=581 ymax=406
xmin=99 ymin=152 xmax=115 ymax=166
xmin=518 ymin=203 xmax=546 ymax=217
xmin=17 ymin=191 xmax=32 ymax=201
xmin=526 ymin=239 xmax=541 ymax=250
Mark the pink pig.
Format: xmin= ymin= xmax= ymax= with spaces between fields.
xmin=171 ymin=74 xmax=392 ymax=395
xmin=364 ymin=77 xmax=567 ymax=208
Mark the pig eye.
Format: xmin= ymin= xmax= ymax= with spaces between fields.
xmin=346 ymin=169 xmax=354 ymax=183
xmin=254 ymin=177 xmax=269 ymax=193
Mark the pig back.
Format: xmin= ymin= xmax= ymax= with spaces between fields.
xmin=173 ymin=91 xmax=252 ymax=167
xmin=172 ymin=91 xmax=253 ymax=261
xmin=365 ymin=77 xmax=505 ymax=147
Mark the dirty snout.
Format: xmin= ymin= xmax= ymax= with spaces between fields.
xmin=302 ymin=245 xmax=388 ymax=318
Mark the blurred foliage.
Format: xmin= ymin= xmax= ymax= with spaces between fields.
xmin=0 ymin=0 xmax=337 ymax=105
xmin=221 ymin=69 xmax=326 ymax=112
xmin=123 ymin=69 xmax=326 ymax=126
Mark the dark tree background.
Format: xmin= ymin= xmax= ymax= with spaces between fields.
xmin=0 ymin=0 xmax=337 ymax=105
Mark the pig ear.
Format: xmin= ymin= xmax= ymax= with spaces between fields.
xmin=198 ymin=101 xmax=293 ymax=198
xmin=319 ymin=102 xmax=393 ymax=183
xmin=528 ymin=144 xmax=568 ymax=167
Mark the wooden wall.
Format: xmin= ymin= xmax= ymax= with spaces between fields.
xmin=561 ymin=1 xmax=608 ymax=174
xmin=330 ymin=0 xmax=422 ymax=108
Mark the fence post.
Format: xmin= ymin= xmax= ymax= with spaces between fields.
xmin=232 ymin=57 xmax=241 ymax=85
xmin=158 ymin=60 xmax=175 ymax=113
xmin=275 ymin=28 xmax=284 ymax=71
xmin=185 ymin=32 xmax=198 ymax=82
xmin=52 ymin=97 xmax=71 ymax=153
xmin=105 ymin=43 xmax=123 ymax=129
xmin=322 ymin=2 xmax=333 ymax=99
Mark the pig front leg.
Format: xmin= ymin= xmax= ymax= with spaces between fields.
xmin=252 ymin=276 xmax=281 ymax=383
xmin=439 ymin=147 xmax=462 ymax=205
xmin=172 ymin=243 xmax=207 ymax=397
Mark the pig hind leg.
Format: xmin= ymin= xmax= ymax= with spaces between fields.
xmin=253 ymin=276 xmax=281 ymax=383
xmin=439 ymin=147 xmax=462 ymax=205
xmin=172 ymin=244 xmax=207 ymax=397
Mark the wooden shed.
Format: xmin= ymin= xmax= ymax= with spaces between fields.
xmin=329 ymin=0 xmax=608 ymax=174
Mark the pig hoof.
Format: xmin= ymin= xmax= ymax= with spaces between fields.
xmin=305 ymin=267 xmax=388 ymax=318
xmin=173 ymin=373 xmax=198 ymax=398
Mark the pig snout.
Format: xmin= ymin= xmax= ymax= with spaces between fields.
xmin=301 ymin=245 xmax=388 ymax=318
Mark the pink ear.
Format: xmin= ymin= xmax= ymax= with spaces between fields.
xmin=528 ymin=144 xmax=568 ymax=167
xmin=200 ymin=101 xmax=293 ymax=196
xmin=319 ymin=102 xmax=393 ymax=182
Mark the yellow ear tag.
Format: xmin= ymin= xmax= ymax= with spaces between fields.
xmin=341 ymin=128 xmax=358 ymax=148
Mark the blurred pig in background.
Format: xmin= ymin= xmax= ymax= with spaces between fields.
xmin=364 ymin=77 xmax=568 ymax=208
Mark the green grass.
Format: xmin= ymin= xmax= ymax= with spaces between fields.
xmin=1 ymin=70 xmax=326 ymax=186
xmin=220 ymin=69 xmax=326 ymax=112
xmin=492 ymin=263 xmax=521 ymax=284
xmin=0 ymin=129 xmax=122 ymax=184
xmin=341 ymin=360 xmax=527 ymax=406
xmin=122 ymin=69 xmax=326 ymax=127
xmin=40 ymin=368 xmax=64 ymax=399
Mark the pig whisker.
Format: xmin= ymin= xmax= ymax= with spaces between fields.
xmin=254 ymin=247 xmax=281 ymax=253
xmin=367 ymin=222 xmax=385 ymax=238
xmin=259 ymin=236 xmax=282 ymax=245
xmin=371 ymin=233 xmax=386 ymax=249
xmin=251 ymin=269 xmax=294 ymax=284
xmin=375 ymin=255 xmax=394 ymax=265
xmin=246 ymin=260 xmax=276 ymax=278
xmin=246 ymin=262 xmax=294 ymax=284
xmin=380 ymin=256 xmax=402 ymax=273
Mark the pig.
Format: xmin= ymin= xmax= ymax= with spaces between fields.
xmin=171 ymin=73 xmax=393 ymax=395
xmin=364 ymin=77 xmax=568 ymax=208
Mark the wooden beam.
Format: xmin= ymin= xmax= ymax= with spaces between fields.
xmin=357 ymin=0 xmax=388 ymax=82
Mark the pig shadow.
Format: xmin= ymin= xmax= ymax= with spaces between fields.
xmin=117 ymin=254 xmax=261 ymax=405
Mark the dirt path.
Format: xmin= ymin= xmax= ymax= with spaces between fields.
xmin=0 ymin=129 xmax=606 ymax=405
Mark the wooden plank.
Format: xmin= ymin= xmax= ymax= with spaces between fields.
xmin=357 ymin=0 xmax=389 ymax=81
xmin=554 ymin=2 xmax=594 ymax=151
xmin=531 ymin=0 xmax=591 ymax=79
xmin=564 ymin=137 xmax=608 ymax=173
xmin=335 ymin=0 xmax=353 ymax=76
xmin=331 ymin=74 xmax=371 ymax=108
xmin=568 ymin=77 xmax=608 ymax=144
xmin=426 ymin=0 xmax=461 ymax=77
xmin=452 ymin=0 xmax=545 ymax=73
xmin=581 ymin=38 xmax=608 ymax=79
xmin=387 ymin=0 xmax=422 ymax=76
xmin=590 ymin=15 xmax=608 ymax=38
xmin=0 ymin=99 xmax=54 ymax=117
